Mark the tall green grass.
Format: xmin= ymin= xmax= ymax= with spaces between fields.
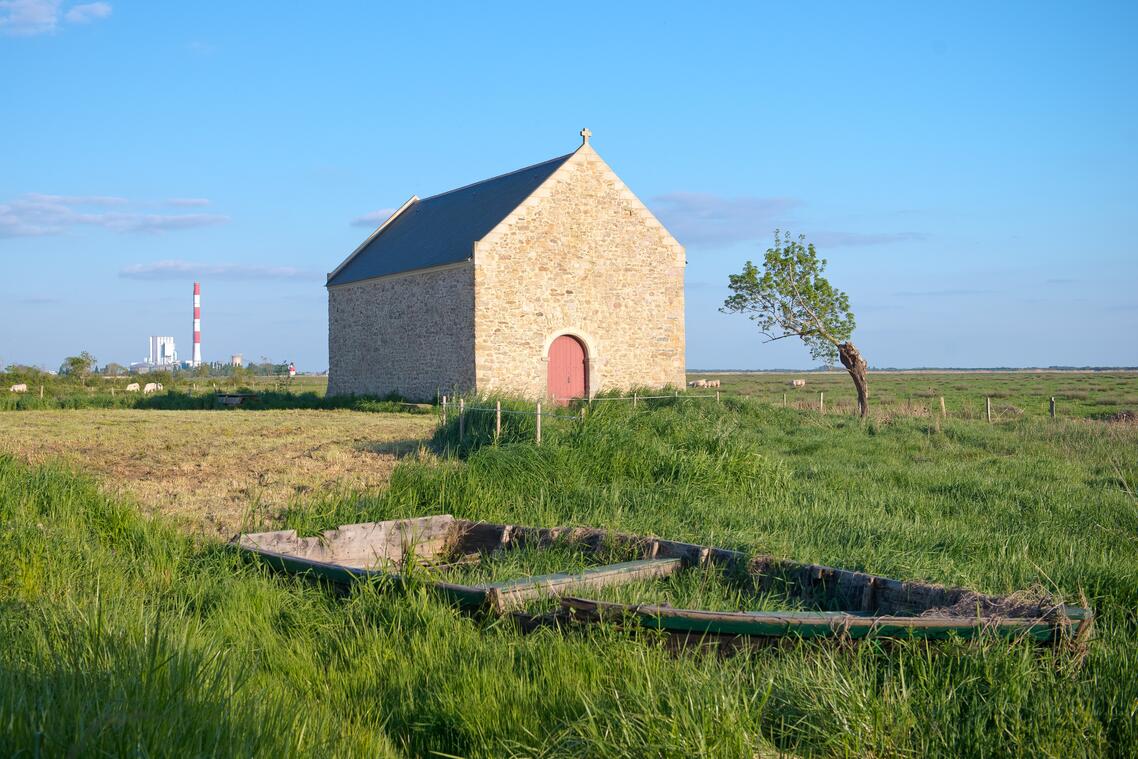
xmin=2 ymin=398 xmax=1137 ymax=756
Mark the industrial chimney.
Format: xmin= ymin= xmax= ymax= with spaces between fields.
xmin=191 ymin=282 xmax=202 ymax=367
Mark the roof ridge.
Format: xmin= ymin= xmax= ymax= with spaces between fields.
xmin=420 ymin=151 xmax=576 ymax=202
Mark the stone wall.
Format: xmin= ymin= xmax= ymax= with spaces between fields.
xmin=327 ymin=263 xmax=475 ymax=400
xmin=473 ymin=148 xmax=685 ymax=396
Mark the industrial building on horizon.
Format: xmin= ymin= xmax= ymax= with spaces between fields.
xmin=147 ymin=336 xmax=178 ymax=367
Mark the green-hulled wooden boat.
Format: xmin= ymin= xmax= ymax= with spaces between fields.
xmin=235 ymin=515 xmax=1092 ymax=644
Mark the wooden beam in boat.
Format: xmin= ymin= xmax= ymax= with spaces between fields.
xmin=561 ymin=598 xmax=1091 ymax=641
xmin=485 ymin=558 xmax=684 ymax=613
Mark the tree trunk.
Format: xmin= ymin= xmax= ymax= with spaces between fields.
xmin=838 ymin=341 xmax=869 ymax=418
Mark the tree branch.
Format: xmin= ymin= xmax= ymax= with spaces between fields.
xmin=760 ymin=332 xmax=806 ymax=344
xmin=786 ymin=270 xmax=839 ymax=346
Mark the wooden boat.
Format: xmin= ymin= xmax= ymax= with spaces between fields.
xmin=235 ymin=514 xmax=1092 ymax=644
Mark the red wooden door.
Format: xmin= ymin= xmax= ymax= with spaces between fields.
xmin=547 ymin=335 xmax=586 ymax=404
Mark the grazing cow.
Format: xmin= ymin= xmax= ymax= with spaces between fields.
xmin=791 ymin=379 xmax=806 ymax=388
xmin=9 ymin=383 xmax=27 ymax=393
xmin=707 ymin=380 xmax=721 ymax=388
xmin=688 ymin=379 xmax=708 ymax=388
xmin=126 ymin=383 xmax=140 ymax=392
xmin=143 ymin=382 xmax=163 ymax=394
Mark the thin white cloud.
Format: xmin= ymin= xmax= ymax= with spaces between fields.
xmin=351 ymin=208 xmax=397 ymax=227
xmin=24 ymin=192 xmax=128 ymax=206
xmin=893 ymin=288 xmax=996 ymax=297
xmin=101 ymin=213 xmax=228 ymax=233
xmin=165 ymin=198 xmax=211 ymax=207
xmin=0 ymin=0 xmax=111 ymax=36
xmin=0 ymin=193 xmax=228 ymax=237
xmin=186 ymin=40 xmax=215 ymax=56
xmin=62 ymin=1 xmax=108 ymax=23
xmin=651 ymin=191 xmax=926 ymax=250
xmin=119 ymin=260 xmax=320 ymax=282
xmin=809 ymin=231 xmax=927 ymax=248
xmin=651 ymin=192 xmax=801 ymax=247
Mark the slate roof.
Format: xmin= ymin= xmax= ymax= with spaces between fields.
xmin=328 ymin=152 xmax=575 ymax=286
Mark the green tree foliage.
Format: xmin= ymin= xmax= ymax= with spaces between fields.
xmin=722 ymin=231 xmax=870 ymax=416
xmin=59 ymin=352 xmax=97 ymax=381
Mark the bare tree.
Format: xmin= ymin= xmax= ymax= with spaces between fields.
xmin=721 ymin=231 xmax=869 ymax=417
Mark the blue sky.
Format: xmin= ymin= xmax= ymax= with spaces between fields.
xmin=1 ymin=1 xmax=1135 ymax=371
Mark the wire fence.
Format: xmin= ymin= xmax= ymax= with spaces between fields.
xmin=437 ymin=390 xmax=724 ymax=445
xmin=437 ymin=387 xmax=1069 ymax=444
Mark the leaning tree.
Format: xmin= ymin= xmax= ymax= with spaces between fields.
xmin=721 ymin=231 xmax=870 ymax=417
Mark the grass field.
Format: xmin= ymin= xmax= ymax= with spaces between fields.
xmin=5 ymin=371 xmax=1135 ymax=421
xmin=693 ymin=371 xmax=1138 ymax=420
xmin=2 ymin=390 xmax=1137 ymax=756
xmin=0 ymin=410 xmax=436 ymax=537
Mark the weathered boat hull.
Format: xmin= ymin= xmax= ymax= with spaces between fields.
xmin=234 ymin=515 xmax=1094 ymax=643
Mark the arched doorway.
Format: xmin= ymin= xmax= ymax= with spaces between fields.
xmin=547 ymin=334 xmax=587 ymax=404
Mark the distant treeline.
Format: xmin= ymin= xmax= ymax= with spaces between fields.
xmin=3 ymin=361 xmax=316 ymax=382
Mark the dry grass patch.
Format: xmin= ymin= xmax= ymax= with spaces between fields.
xmin=0 ymin=409 xmax=435 ymax=537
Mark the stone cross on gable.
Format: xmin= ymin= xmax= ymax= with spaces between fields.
xmin=580 ymin=127 xmax=592 ymax=145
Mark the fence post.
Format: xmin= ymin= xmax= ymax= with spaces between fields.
xmin=939 ymin=396 xmax=946 ymax=418
xmin=580 ymin=405 xmax=586 ymax=422
xmin=459 ymin=398 xmax=465 ymax=440
xmin=632 ymin=392 xmax=637 ymax=408
xmin=495 ymin=400 xmax=502 ymax=441
xmin=783 ymin=392 xmax=787 ymax=407
xmin=111 ymin=386 xmax=115 ymax=397
xmin=716 ymin=390 xmax=720 ymax=404
xmin=986 ymin=397 xmax=991 ymax=423
xmin=819 ymin=392 xmax=825 ymax=413
xmin=40 ymin=385 xmax=44 ymax=398
xmin=441 ymin=395 xmax=447 ymax=425
xmin=535 ymin=401 xmax=542 ymax=446
xmin=1049 ymin=396 xmax=1056 ymax=419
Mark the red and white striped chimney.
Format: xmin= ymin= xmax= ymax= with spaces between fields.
xmin=192 ymin=282 xmax=202 ymax=367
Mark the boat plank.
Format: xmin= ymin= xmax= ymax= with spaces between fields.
xmin=562 ymin=598 xmax=1079 ymax=641
xmin=486 ymin=558 xmax=684 ymax=612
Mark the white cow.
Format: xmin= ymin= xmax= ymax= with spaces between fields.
xmin=688 ymin=379 xmax=708 ymax=388
xmin=125 ymin=382 xmax=140 ymax=392
xmin=791 ymin=379 xmax=806 ymax=388
xmin=143 ymin=382 xmax=163 ymax=394
xmin=9 ymin=383 xmax=27 ymax=393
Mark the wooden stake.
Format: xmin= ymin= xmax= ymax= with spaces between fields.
xmin=819 ymin=392 xmax=825 ymax=413
xmin=632 ymin=392 xmax=637 ymax=407
xmin=40 ymin=385 xmax=44 ymax=398
xmin=986 ymin=396 xmax=992 ymax=423
xmin=495 ymin=400 xmax=502 ymax=441
xmin=939 ymin=396 xmax=946 ymax=418
xmin=716 ymin=390 xmax=721 ymax=404
xmin=535 ymin=401 xmax=542 ymax=446
xmin=459 ymin=398 xmax=465 ymax=440
xmin=441 ymin=395 xmax=447 ymax=425
xmin=1049 ymin=396 xmax=1056 ymax=419
xmin=783 ymin=392 xmax=787 ymax=407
